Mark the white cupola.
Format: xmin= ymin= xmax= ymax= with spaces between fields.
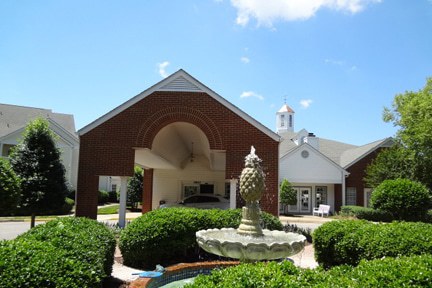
xmin=276 ymin=104 xmax=295 ymax=133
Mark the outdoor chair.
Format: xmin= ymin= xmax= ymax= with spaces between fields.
xmin=313 ymin=204 xmax=330 ymax=217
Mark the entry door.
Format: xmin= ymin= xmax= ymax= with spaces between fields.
xmin=288 ymin=187 xmax=312 ymax=213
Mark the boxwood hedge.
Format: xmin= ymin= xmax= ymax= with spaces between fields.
xmin=119 ymin=207 xmax=283 ymax=269
xmin=0 ymin=217 xmax=116 ymax=288
xmin=340 ymin=205 xmax=394 ymax=222
xmin=313 ymin=220 xmax=432 ymax=268
xmin=188 ymin=254 xmax=432 ymax=288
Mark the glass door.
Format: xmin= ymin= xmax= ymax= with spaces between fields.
xmin=288 ymin=187 xmax=311 ymax=213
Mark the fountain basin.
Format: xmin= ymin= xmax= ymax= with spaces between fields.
xmin=196 ymin=228 xmax=306 ymax=261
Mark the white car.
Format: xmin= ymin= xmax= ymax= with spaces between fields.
xmin=159 ymin=194 xmax=230 ymax=210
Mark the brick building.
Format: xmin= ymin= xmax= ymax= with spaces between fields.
xmin=76 ymin=69 xmax=280 ymax=223
xmin=277 ymin=104 xmax=393 ymax=214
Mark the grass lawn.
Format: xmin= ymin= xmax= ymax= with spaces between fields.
xmin=97 ymin=204 xmax=120 ymax=214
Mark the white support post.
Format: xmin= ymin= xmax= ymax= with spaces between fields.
xmin=229 ymin=179 xmax=238 ymax=209
xmin=341 ymin=172 xmax=346 ymax=207
xmin=119 ymin=176 xmax=128 ymax=228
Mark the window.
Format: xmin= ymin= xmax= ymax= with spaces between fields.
xmin=111 ymin=184 xmax=117 ymax=193
xmin=289 ymin=115 xmax=292 ymax=128
xmin=346 ymin=187 xmax=357 ymax=206
xmin=364 ymin=188 xmax=372 ymax=208
xmin=315 ymin=186 xmax=327 ymax=207
xmin=280 ymin=114 xmax=285 ymax=127
xmin=1 ymin=144 xmax=15 ymax=157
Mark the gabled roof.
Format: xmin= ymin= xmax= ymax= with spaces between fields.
xmin=279 ymin=129 xmax=393 ymax=168
xmin=340 ymin=137 xmax=394 ymax=168
xmin=78 ymin=69 xmax=280 ymax=141
xmin=0 ymin=103 xmax=77 ymax=139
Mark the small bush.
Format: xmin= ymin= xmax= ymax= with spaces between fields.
xmin=108 ymin=190 xmax=118 ymax=203
xmin=340 ymin=205 xmax=394 ymax=222
xmin=17 ymin=217 xmax=116 ymax=277
xmin=0 ymin=239 xmax=101 ymax=288
xmin=119 ymin=208 xmax=282 ymax=269
xmin=313 ymin=220 xmax=432 ymax=268
xmin=188 ymin=255 xmax=432 ymax=288
xmin=371 ymin=178 xmax=432 ymax=221
xmin=98 ymin=190 xmax=110 ymax=204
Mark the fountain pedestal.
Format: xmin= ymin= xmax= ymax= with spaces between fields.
xmin=196 ymin=147 xmax=306 ymax=262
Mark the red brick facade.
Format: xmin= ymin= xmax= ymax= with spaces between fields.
xmin=76 ymin=91 xmax=280 ymax=218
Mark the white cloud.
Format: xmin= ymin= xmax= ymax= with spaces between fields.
xmin=157 ymin=61 xmax=170 ymax=78
xmin=240 ymin=91 xmax=264 ymax=100
xmin=300 ymin=99 xmax=313 ymax=108
xmin=230 ymin=0 xmax=381 ymax=27
xmin=240 ymin=56 xmax=250 ymax=64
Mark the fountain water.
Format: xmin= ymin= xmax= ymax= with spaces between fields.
xmin=196 ymin=147 xmax=306 ymax=262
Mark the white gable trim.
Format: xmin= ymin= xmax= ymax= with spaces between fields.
xmin=78 ymin=69 xmax=280 ymax=142
xmin=281 ymin=143 xmax=348 ymax=174
xmin=343 ymin=137 xmax=394 ymax=169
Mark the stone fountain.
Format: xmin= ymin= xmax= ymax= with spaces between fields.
xmin=196 ymin=147 xmax=306 ymax=262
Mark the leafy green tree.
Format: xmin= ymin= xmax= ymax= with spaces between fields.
xmin=10 ymin=118 xmax=68 ymax=227
xmin=366 ymin=77 xmax=432 ymax=189
xmin=127 ymin=166 xmax=143 ymax=209
xmin=280 ymin=179 xmax=296 ymax=214
xmin=0 ymin=158 xmax=21 ymax=215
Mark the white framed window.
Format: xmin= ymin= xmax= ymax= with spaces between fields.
xmin=346 ymin=187 xmax=357 ymax=206
xmin=280 ymin=114 xmax=285 ymax=127
xmin=364 ymin=188 xmax=372 ymax=208
xmin=315 ymin=186 xmax=327 ymax=207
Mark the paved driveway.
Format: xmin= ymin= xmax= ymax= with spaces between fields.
xmin=0 ymin=221 xmax=43 ymax=240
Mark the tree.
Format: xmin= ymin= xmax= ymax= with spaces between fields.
xmin=0 ymin=158 xmax=21 ymax=215
xmin=127 ymin=166 xmax=143 ymax=210
xmin=10 ymin=118 xmax=68 ymax=227
xmin=280 ymin=179 xmax=296 ymax=215
xmin=366 ymin=77 xmax=432 ymax=189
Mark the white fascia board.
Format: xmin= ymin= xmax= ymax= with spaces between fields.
xmin=78 ymin=69 xmax=280 ymax=142
xmin=343 ymin=137 xmax=394 ymax=169
xmin=47 ymin=119 xmax=79 ymax=146
xmin=281 ymin=143 xmax=348 ymax=174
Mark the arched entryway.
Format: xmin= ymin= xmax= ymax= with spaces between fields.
xmin=134 ymin=122 xmax=232 ymax=210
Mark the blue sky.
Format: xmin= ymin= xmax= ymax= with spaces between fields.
xmin=1 ymin=0 xmax=431 ymax=145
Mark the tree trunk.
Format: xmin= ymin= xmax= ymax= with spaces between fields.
xmin=30 ymin=213 xmax=36 ymax=228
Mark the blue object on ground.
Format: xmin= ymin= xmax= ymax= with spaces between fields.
xmin=132 ymin=271 xmax=163 ymax=278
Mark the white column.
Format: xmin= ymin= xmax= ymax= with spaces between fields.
xmin=229 ymin=179 xmax=238 ymax=209
xmin=118 ymin=176 xmax=128 ymax=228
xmin=341 ymin=172 xmax=346 ymax=207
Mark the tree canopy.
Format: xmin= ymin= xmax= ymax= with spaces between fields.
xmin=10 ymin=118 xmax=68 ymax=227
xmin=366 ymin=77 xmax=432 ymax=189
xmin=0 ymin=158 xmax=21 ymax=215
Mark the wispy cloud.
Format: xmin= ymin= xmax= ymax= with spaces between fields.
xmin=230 ymin=0 xmax=382 ymax=27
xmin=240 ymin=91 xmax=264 ymax=100
xmin=325 ymin=58 xmax=358 ymax=72
xmin=300 ymin=99 xmax=313 ymax=109
xmin=157 ymin=61 xmax=170 ymax=78
xmin=240 ymin=56 xmax=250 ymax=64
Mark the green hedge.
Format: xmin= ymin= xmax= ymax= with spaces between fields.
xmin=340 ymin=205 xmax=394 ymax=222
xmin=313 ymin=220 xmax=432 ymax=268
xmin=371 ymin=179 xmax=432 ymax=221
xmin=0 ymin=217 xmax=116 ymax=288
xmin=119 ymin=208 xmax=283 ymax=269
xmin=98 ymin=190 xmax=110 ymax=204
xmin=188 ymin=255 xmax=432 ymax=288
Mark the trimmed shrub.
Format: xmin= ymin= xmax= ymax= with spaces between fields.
xmin=313 ymin=220 xmax=432 ymax=268
xmin=0 ymin=239 xmax=101 ymax=288
xmin=340 ymin=205 xmax=394 ymax=222
xmin=371 ymin=178 xmax=432 ymax=221
xmin=98 ymin=190 xmax=110 ymax=204
xmin=119 ymin=208 xmax=282 ymax=269
xmin=189 ymin=255 xmax=432 ymax=288
xmin=108 ymin=190 xmax=118 ymax=203
xmin=16 ymin=217 xmax=116 ymax=278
